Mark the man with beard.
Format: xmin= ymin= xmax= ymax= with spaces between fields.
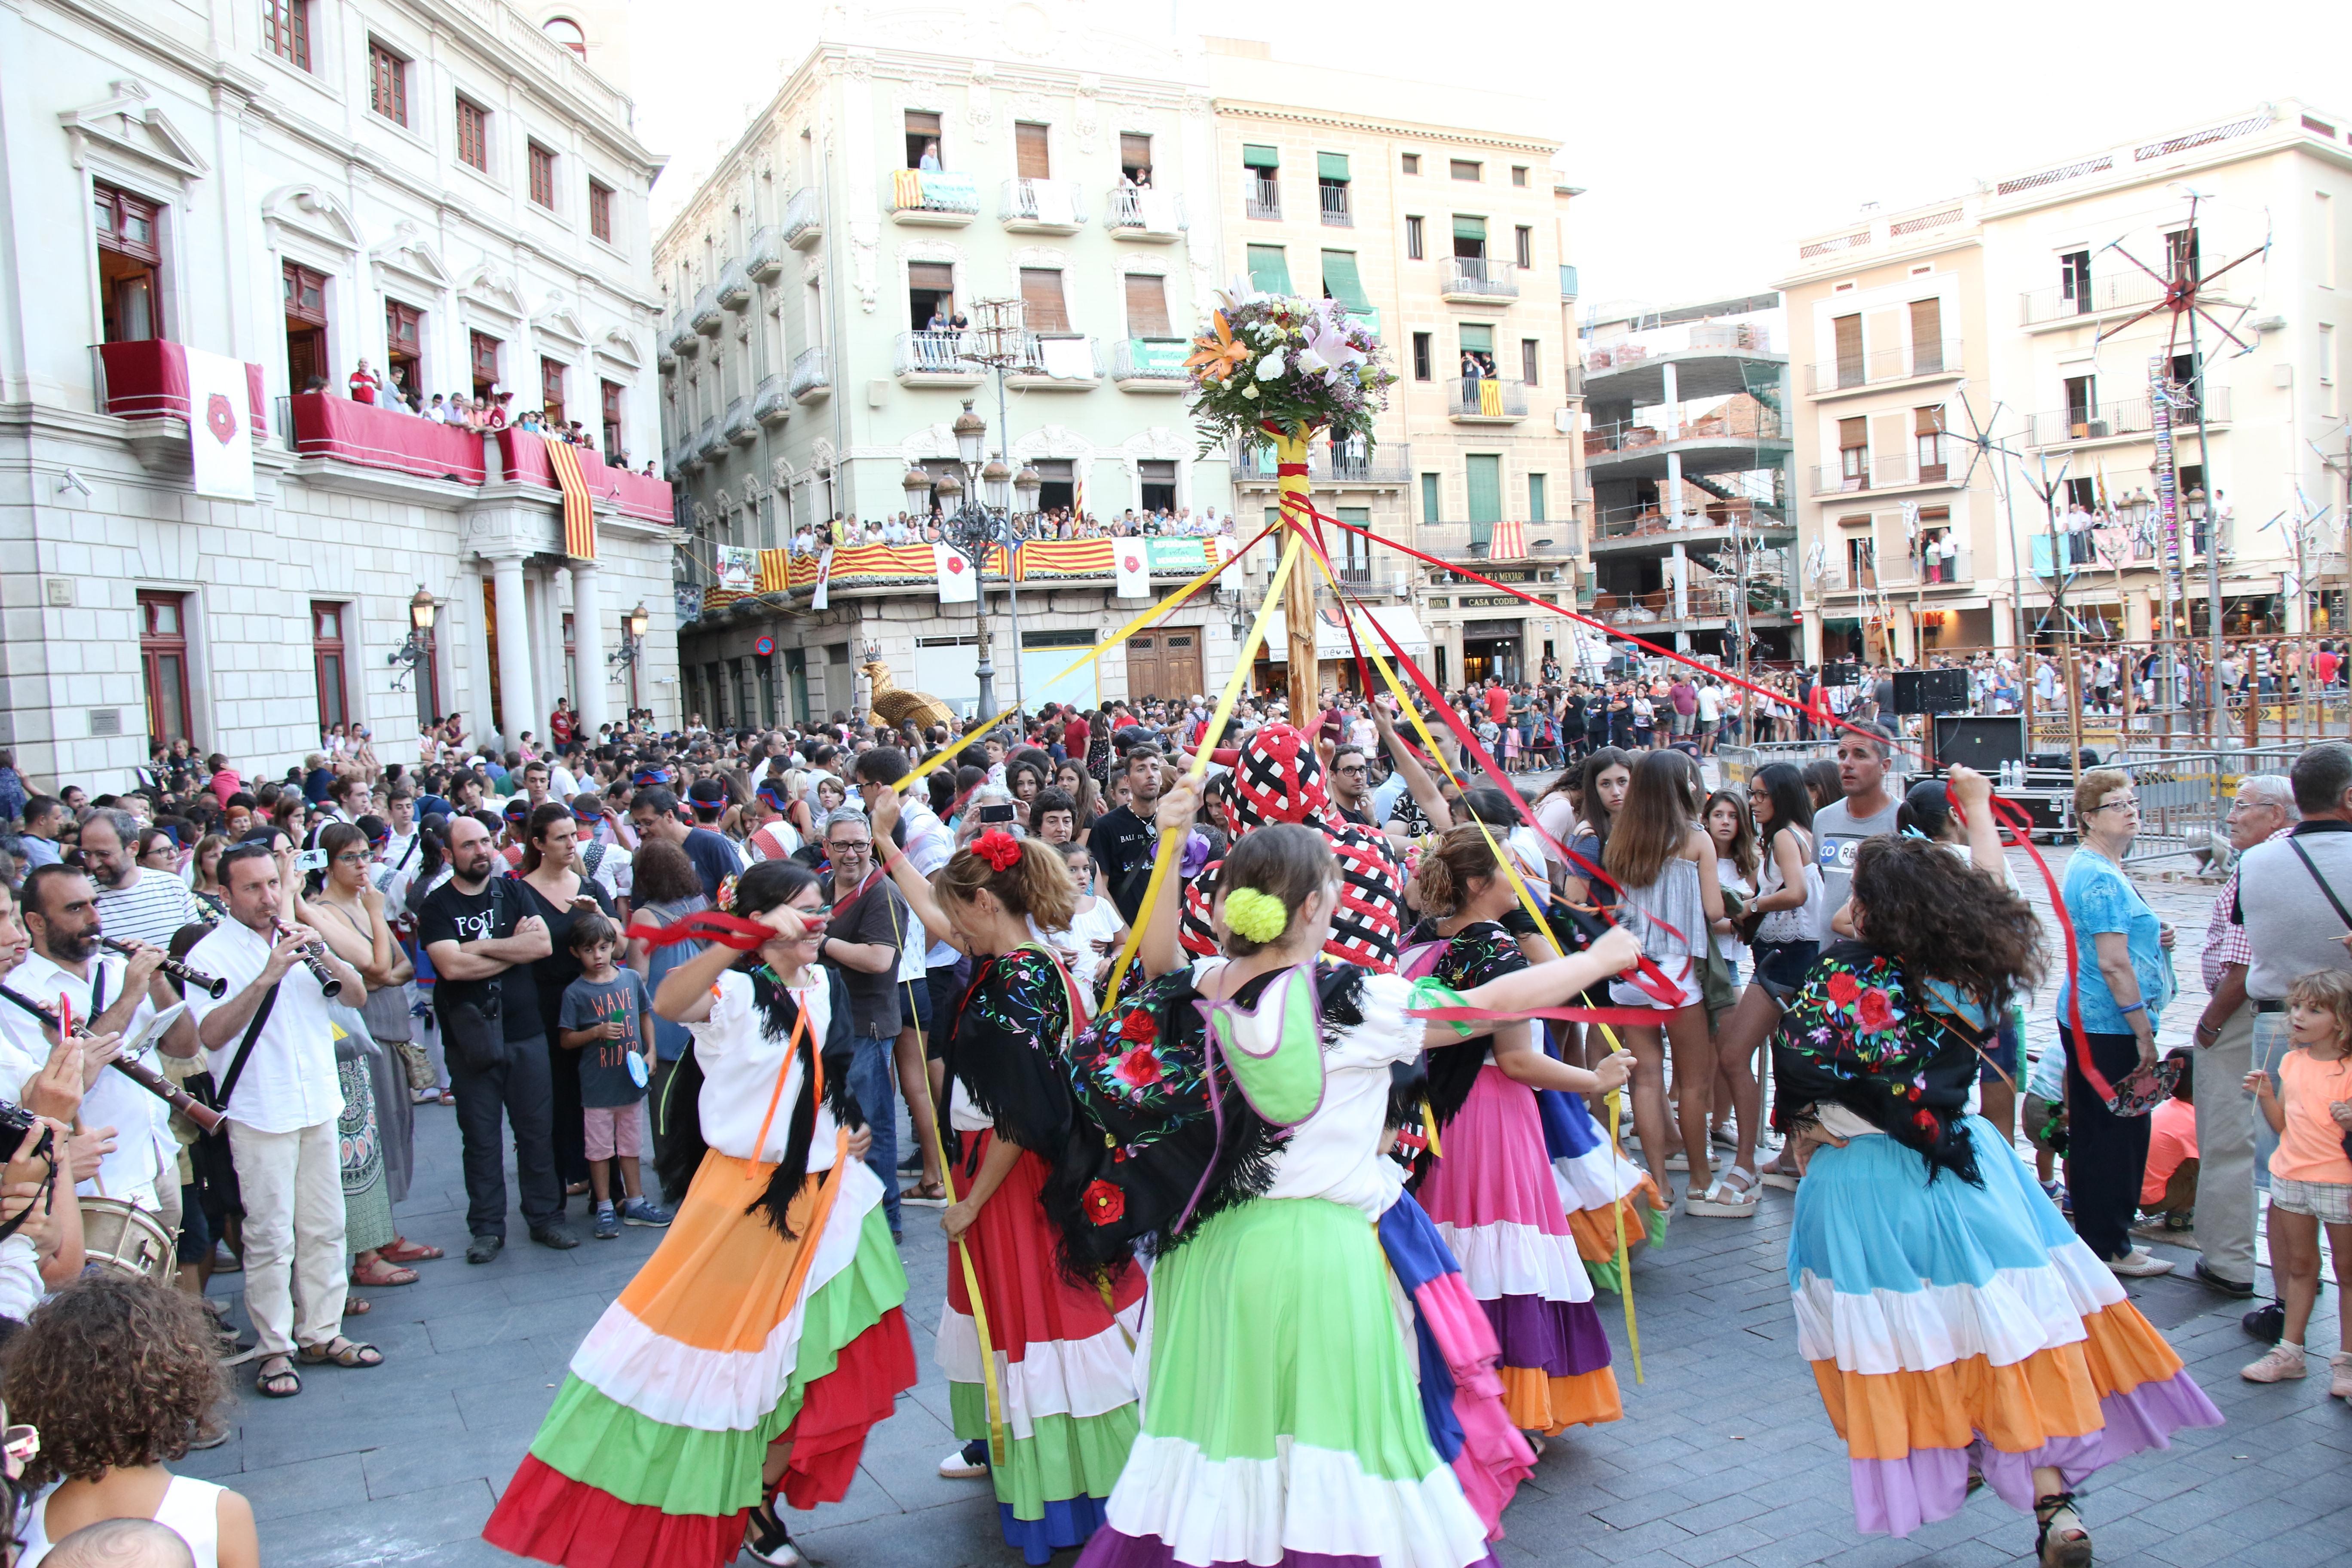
xmin=78 ymin=807 xmax=200 ymax=948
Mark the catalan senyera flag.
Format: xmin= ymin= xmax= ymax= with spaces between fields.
xmin=1477 ymin=377 xmax=1504 ymax=417
xmin=755 ymin=549 xmax=790 ymax=594
xmin=545 ymin=437 xmax=596 ymax=560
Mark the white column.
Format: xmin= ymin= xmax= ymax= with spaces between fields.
xmin=487 ymin=551 xmax=536 ymax=745
xmin=570 ymin=559 xmax=609 ymax=732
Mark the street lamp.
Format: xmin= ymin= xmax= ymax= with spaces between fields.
xmin=387 ymin=585 xmax=436 ymax=690
xmin=935 ymin=402 xmax=1005 ymax=720
xmin=609 ymin=600 xmax=651 ymax=714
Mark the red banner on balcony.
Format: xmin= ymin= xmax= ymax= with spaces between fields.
xmin=289 ymin=392 xmax=486 ymax=484
xmin=545 ymin=437 xmax=596 ymax=561
xmin=1488 ymin=520 xmax=1525 ymax=560
xmin=99 ymin=340 xmax=266 ymax=435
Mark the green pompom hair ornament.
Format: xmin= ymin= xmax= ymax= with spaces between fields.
xmin=1223 ymin=887 xmax=1290 ymax=944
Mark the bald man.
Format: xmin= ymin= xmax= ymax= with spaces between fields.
xmin=46 ymin=1517 xmax=196 ymax=1568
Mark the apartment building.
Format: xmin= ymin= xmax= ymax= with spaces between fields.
xmin=1204 ymin=40 xmax=1582 ymax=689
xmin=1784 ymin=100 xmax=2352 ymax=663
xmin=655 ymin=8 xmax=1248 ymax=723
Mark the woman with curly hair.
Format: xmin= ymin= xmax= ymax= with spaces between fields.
xmin=483 ymin=861 xmax=917 ymax=1568
xmin=865 ymin=786 xmax=1144 ymax=1564
xmin=1773 ymin=835 xmax=2220 ymax=1562
xmin=2 ymin=1277 xmax=258 ymax=1567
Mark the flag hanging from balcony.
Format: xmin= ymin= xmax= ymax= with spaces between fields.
xmin=545 ymin=436 xmax=597 ymax=560
xmin=1489 ymin=520 xmax=1525 ymax=560
xmin=812 ymin=546 xmax=833 ymax=610
xmin=1113 ymin=543 xmax=1150 ymax=600
xmin=756 ymin=549 xmax=790 ymax=594
xmin=1477 ymin=377 xmax=1504 ymax=417
xmin=183 ymin=346 xmax=255 ymax=502
xmin=934 ymin=541 xmax=977 ymax=603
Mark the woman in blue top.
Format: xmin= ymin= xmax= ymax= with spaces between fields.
xmin=2058 ymin=767 xmax=2177 ymax=1275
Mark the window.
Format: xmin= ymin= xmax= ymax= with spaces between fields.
xmin=1914 ymin=406 xmax=1947 ymax=481
xmin=1452 ymin=214 xmax=1487 ymax=260
xmin=93 ymin=183 xmax=161 ymax=344
xmin=2063 ymin=374 xmax=2096 ymax=432
xmin=528 ymin=142 xmax=557 ymax=208
xmin=1464 ymin=454 xmax=1501 ymax=524
xmin=905 ymin=110 xmax=942 ymax=169
xmin=1838 ymin=416 xmax=1867 ymax=487
xmin=312 ymin=602 xmax=348 ymax=732
xmin=588 ymin=180 xmax=613 ymax=243
xmin=1244 ymin=244 xmax=1293 ymax=296
xmin=139 ymin=592 xmax=193 ymax=747
xmin=1510 ymin=165 xmax=1528 ymax=187
xmin=1520 ymin=338 xmax=1539 ymax=384
xmin=542 ymin=357 xmax=567 ymax=425
xmin=469 ymin=330 xmax=500 ymax=400
xmin=263 ymin=0 xmax=310 ymax=70
xmin=282 ymin=261 xmax=328 ymax=391
xmin=1528 ymin=473 xmax=1547 ymax=521
xmin=1119 ymin=133 xmax=1154 ymax=184
xmin=1017 ymin=267 xmax=1069 ymax=333
xmin=1514 ymin=224 xmax=1533 ymax=268
xmin=1421 ymin=472 xmax=1440 ymax=522
xmin=544 ymin=15 xmax=587 ymax=55
xmin=2321 ymin=192 xmax=2338 ymax=288
xmin=907 ymin=261 xmax=955 ymax=332
xmin=1014 ymin=121 xmax=1051 ymax=180
xmin=1412 ymin=331 xmax=1432 ymax=381
xmin=1908 ymin=297 xmax=1943 ymax=374
xmin=1449 ymin=159 xmax=1481 ymax=182
xmin=1400 ymin=153 xmax=1421 ymax=175
xmin=1405 ymin=215 xmax=1424 ymax=260
xmin=2164 ymin=226 xmax=2201 ymax=284
xmin=385 ymin=300 xmax=423 ymax=400
xmin=601 ymin=379 xmax=625 ymax=460
xmin=1124 ymin=273 xmax=1171 ymax=337
xmin=1317 ymin=153 xmax=1351 ymax=226
xmin=2060 ymin=249 xmax=2091 ymax=312
xmin=1833 ymin=312 xmax=1863 ymax=389
xmin=1320 ymin=251 xmax=1371 ymax=318
xmin=368 ymin=41 xmax=407 ymax=126
xmin=1917 ymin=509 xmax=1953 ymax=583
xmin=456 ymin=98 xmax=489 ymax=172
xmin=1139 ymin=460 xmax=1178 ymax=513
xmin=1847 ymin=534 xmax=1877 ymax=590
xmin=1242 ymin=144 xmax=1280 ymax=218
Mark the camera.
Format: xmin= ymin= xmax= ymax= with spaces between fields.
xmin=295 ymin=848 xmax=328 ymax=873
xmin=0 ymin=1103 xmax=50 ymax=1170
xmin=978 ymin=802 xmax=1017 ymax=825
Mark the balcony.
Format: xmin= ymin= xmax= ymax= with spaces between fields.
xmin=1441 ymin=257 xmax=1519 ymax=303
xmin=725 ymin=397 xmax=757 ymax=446
xmin=887 ymin=168 xmax=980 ymax=224
xmin=1418 ymin=520 xmax=1580 ymax=560
xmin=1106 ymin=186 xmax=1185 ymax=239
xmin=1232 ymin=439 xmax=1414 ymax=488
xmin=667 ymin=311 xmax=700 ymax=358
xmin=1007 ymin=333 xmax=1099 ymax=389
xmin=1244 ymin=177 xmax=1281 ymax=221
xmin=2025 ymin=388 xmax=2232 ymax=448
xmin=1585 ymin=406 xmax=1790 ymax=480
xmin=1447 ymin=376 xmax=1528 ymax=422
xmin=691 ymin=286 xmax=723 ymax=336
xmin=1805 ymin=339 xmax=1963 ymax=397
xmin=782 ymin=185 xmax=824 ymax=249
xmin=894 ymin=330 xmax=983 ymax=386
xmin=747 ymin=227 xmax=786 ymax=284
xmin=496 ymin=430 xmax=675 ymax=523
xmin=2019 ymin=270 xmax=2169 ymax=328
xmin=1809 ymin=444 xmax=1962 ymax=496
xmin=1000 ymin=178 xmax=1088 ymax=233
xmin=695 ymin=416 xmax=727 ymax=462
xmin=1320 ymin=185 xmax=1352 ymax=227
xmin=717 ymin=259 xmax=752 ymax=313
xmin=1112 ymin=338 xmax=1189 ymax=390
xmin=752 ymin=375 xmax=791 ymax=426
xmin=283 ymin=390 xmax=484 ymax=487
xmin=1589 ymin=584 xmax=1788 ymax=628
xmin=788 ymin=346 xmax=831 ymax=401
xmin=658 ymin=335 xmax=678 ymax=373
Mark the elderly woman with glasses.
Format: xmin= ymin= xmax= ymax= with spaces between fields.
xmin=2058 ymin=766 xmax=2180 ymax=1277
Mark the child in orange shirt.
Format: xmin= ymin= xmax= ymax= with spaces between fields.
xmin=2241 ymin=971 xmax=2352 ymax=1396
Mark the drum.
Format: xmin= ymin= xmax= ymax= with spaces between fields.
xmin=79 ymin=1198 xmax=176 ymax=1287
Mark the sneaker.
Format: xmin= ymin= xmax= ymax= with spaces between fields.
xmin=2241 ymin=1343 xmax=2307 ymax=1383
xmin=465 ymin=1234 xmax=504 ymax=1266
xmin=938 ymin=1438 xmax=991 ymax=1479
xmin=592 ymin=1204 xmax=619 ymax=1240
xmin=2243 ymin=1299 xmax=2287 ymax=1344
xmin=621 ymin=1197 xmax=674 ymax=1228
xmin=2106 ymin=1247 xmax=2174 ymax=1278
xmin=743 ymin=1499 xmax=799 ymax=1567
xmin=528 ymin=1223 xmax=581 ymax=1251
xmin=2331 ymin=1352 xmax=2352 ymax=1400
xmin=2192 ymin=1259 xmax=2255 ymax=1298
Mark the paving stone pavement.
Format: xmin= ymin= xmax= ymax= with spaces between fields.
xmin=179 ymin=844 xmax=2352 ymax=1567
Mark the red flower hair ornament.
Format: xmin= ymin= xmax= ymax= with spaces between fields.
xmin=973 ymin=830 xmax=1023 ymax=872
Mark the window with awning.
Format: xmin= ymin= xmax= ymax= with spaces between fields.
xmin=1317 ymin=153 xmax=1351 ymax=183
xmin=1241 ymin=144 xmax=1280 ymax=169
xmin=1458 ymin=323 xmax=1493 ymax=355
xmin=1320 ymin=251 xmax=1370 ymax=313
xmin=1246 ymin=245 xmax=1293 ymax=295
xmin=1452 ymin=215 xmax=1487 ymax=261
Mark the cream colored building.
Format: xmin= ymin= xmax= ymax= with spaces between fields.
xmin=1204 ymin=40 xmax=1583 ymax=689
xmin=1785 ymin=101 xmax=2352 ymax=664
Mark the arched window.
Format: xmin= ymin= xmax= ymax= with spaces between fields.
xmin=543 ymin=16 xmax=587 ymax=55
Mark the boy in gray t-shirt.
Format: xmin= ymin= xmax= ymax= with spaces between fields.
xmin=558 ymin=912 xmax=672 ymax=1238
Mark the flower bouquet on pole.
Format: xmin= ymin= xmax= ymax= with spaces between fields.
xmin=1185 ymin=289 xmax=1396 ymax=718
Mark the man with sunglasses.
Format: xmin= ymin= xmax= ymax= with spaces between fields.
xmin=1326 ymin=745 xmax=1376 ymax=828
xmin=815 ymin=806 xmax=908 ymax=1241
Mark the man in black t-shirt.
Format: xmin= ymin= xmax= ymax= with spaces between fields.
xmin=419 ymin=815 xmax=573 ymax=1261
xmin=1091 ymin=745 xmax=1167 ymax=926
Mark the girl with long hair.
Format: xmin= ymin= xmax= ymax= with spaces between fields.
xmin=484 ymin=861 xmax=917 ymax=1568
xmin=1775 ymin=836 xmax=2219 ymax=1559
xmin=867 ymin=787 xmax=1144 ymax=1561
xmin=1714 ymin=763 xmax=1826 ymax=1197
xmin=1698 ymin=787 xmax=1758 ymax=1179
xmin=1053 ymin=761 xmax=1102 ymax=843
xmin=1559 ymin=747 xmax=1631 ymax=913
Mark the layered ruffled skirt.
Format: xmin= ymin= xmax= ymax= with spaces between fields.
xmin=1421 ymin=1067 xmax=1622 ymax=1435
xmin=1790 ymin=1117 xmax=2223 ymax=1537
xmin=1076 ymin=1195 xmax=1498 ymax=1568
xmin=483 ymin=1151 xmax=917 ymax=1568
xmin=1536 ymin=1056 xmax=1662 ymax=1293
xmin=938 ymin=1130 xmax=1145 ymax=1564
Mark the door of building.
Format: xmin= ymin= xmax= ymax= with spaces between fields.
xmin=1126 ymin=628 xmax=1201 ymax=701
xmin=785 ymin=647 xmax=810 ymax=723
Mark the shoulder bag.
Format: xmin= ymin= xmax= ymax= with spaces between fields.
xmin=2283 ymin=838 xmax=2352 ymax=1163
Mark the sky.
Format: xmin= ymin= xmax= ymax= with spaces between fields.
xmin=616 ymin=0 xmax=2352 ymax=312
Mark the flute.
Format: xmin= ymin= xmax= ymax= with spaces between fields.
xmin=97 ymin=936 xmax=227 ymax=999
xmin=271 ymin=920 xmax=343 ymax=999
xmin=0 ymin=983 xmax=227 ymax=1134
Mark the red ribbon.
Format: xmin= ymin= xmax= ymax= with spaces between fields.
xmin=1410 ymin=1004 xmax=1661 ymax=1029
xmin=625 ymin=910 xmax=782 ymax=952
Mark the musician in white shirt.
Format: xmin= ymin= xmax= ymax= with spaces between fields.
xmin=185 ymin=842 xmax=372 ymax=1398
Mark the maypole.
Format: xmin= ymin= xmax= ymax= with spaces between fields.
xmin=1274 ymin=428 xmax=1320 ymax=718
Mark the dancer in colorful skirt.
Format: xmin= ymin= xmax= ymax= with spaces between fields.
xmin=1773 ymin=836 xmax=2221 ymax=1562
xmin=865 ymin=793 xmax=1145 ymax=1564
xmin=1401 ymin=825 xmax=1630 ymax=1442
xmin=483 ymin=862 xmax=917 ymax=1568
xmin=1054 ymin=814 xmax=1642 ymax=1568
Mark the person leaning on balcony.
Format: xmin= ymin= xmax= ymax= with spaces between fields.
xmin=919 ymin=138 xmax=941 ymax=170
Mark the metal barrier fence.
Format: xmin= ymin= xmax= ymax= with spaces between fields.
xmin=2113 ymin=747 xmax=2296 ymax=869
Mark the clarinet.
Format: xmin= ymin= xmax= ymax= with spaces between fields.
xmin=97 ymin=937 xmax=228 ymax=999
xmin=0 ymin=983 xmax=227 ymax=1134
xmin=272 ymin=920 xmax=344 ymax=999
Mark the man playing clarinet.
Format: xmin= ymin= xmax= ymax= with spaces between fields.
xmin=186 ymin=842 xmax=372 ymax=1400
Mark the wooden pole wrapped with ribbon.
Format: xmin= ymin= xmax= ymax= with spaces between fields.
xmin=1274 ymin=428 xmax=1320 ymax=722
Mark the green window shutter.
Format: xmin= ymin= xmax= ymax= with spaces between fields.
xmin=1528 ymin=473 xmax=1547 ymax=523
xmin=1465 ymin=454 xmax=1502 ymax=524
xmin=1319 ymin=251 xmax=1371 ymax=312
xmin=1420 ymin=473 xmax=1440 ymax=524
xmin=1452 ymin=215 xmax=1487 ymax=242
xmin=1317 ymin=152 xmax=1351 ymax=182
xmin=1458 ymin=323 xmax=1493 ymax=354
xmin=1242 ymin=144 xmax=1280 ymax=169
xmin=1246 ymin=245 xmax=1294 ymax=295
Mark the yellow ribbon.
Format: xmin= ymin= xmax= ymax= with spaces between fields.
xmin=886 ymin=707 xmax=1018 ymax=794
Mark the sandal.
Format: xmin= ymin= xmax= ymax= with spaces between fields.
xmin=901 ymin=1179 xmax=949 ymax=1208
xmin=1686 ymin=1166 xmax=1760 ymax=1218
xmin=2034 ymin=1492 xmax=2092 ymax=1568
xmin=256 ymin=1355 xmax=302 ymax=1399
xmin=300 ymin=1335 xmax=384 ymax=1369
xmin=438 ymin=1090 xmax=455 ymax=1105
xmin=345 ymin=1295 xmax=371 ymax=1315
xmin=350 ymin=1257 xmax=419 ymax=1288
xmin=380 ymin=1237 xmax=444 ymax=1264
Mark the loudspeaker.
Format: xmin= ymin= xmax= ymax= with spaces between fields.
xmin=1894 ymin=668 xmax=1971 ymax=715
xmin=1820 ymin=660 xmax=1861 ymax=688
xmin=1933 ymin=715 xmax=2027 ymax=773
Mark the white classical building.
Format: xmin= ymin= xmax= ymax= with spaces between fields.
xmin=0 ymin=0 xmax=678 ymax=791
